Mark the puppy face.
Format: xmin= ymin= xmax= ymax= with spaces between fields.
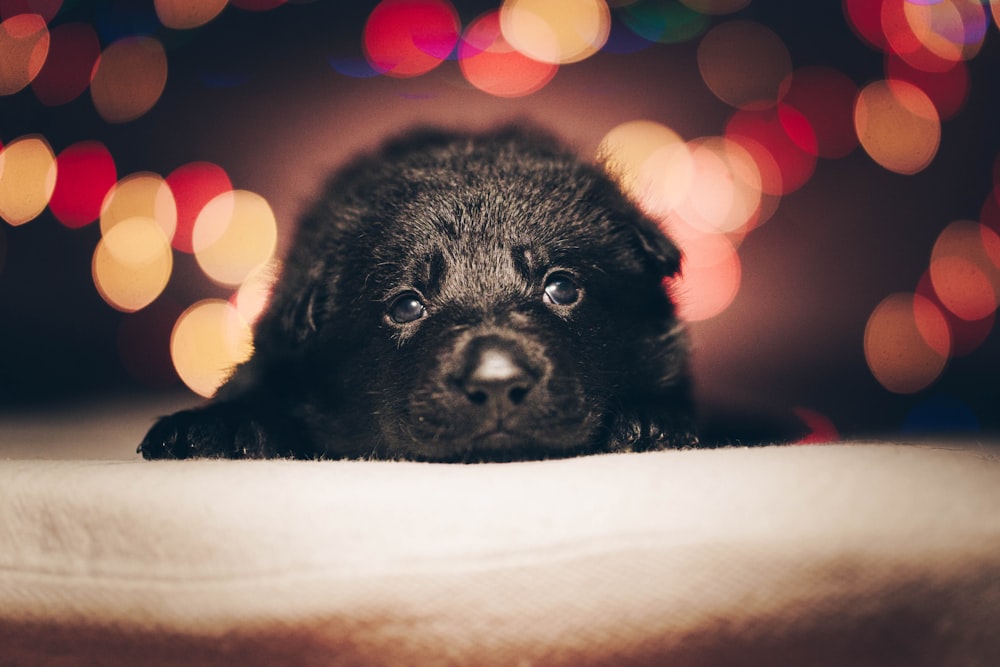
xmin=284 ymin=129 xmax=694 ymax=461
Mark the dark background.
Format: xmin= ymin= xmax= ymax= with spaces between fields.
xmin=1 ymin=0 xmax=998 ymax=448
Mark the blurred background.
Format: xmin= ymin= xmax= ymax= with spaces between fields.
xmin=1 ymin=0 xmax=999 ymax=456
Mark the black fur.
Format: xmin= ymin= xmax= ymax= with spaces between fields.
xmin=139 ymin=127 xmax=698 ymax=461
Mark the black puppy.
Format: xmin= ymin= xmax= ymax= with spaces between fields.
xmin=139 ymin=127 xmax=698 ymax=461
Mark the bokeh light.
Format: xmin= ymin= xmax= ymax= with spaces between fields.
xmin=0 ymin=13 xmax=48 ymax=95
xmin=929 ymin=220 xmax=1000 ymax=321
xmin=171 ymin=299 xmax=254 ymax=398
xmin=726 ymin=106 xmax=816 ymax=195
xmin=459 ymin=10 xmax=558 ymax=97
xmin=674 ymin=136 xmax=762 ymax=235
xmin=617 ymin=0 xmax=708 ymax=45
xmin=154 ymin=0 xmax=227 ymax=29
xmin=793 ymin=406 xmax=840 ymax=444
xmin=165 ymin=161 xmax=233 ymax=254
xmin=100 ymin=172 xmax=177 ymax=243
xmin=193 ymin=189 xmax=278 ymax=286
xmin=902 ymin=0 xmax=986 ymax=64
xmin=665 ymin=221 xmax=741 ymax=321
xmin=92 ymin=216 xmax=173 ymax=313
xmin=854 ymin=79 xmax=940 ymax=175
xmin=596 ymin=119 xmax=692 ymax=217
xmin=49 ymin=141 xmax=117 ymax=229
xmin=697 ymin=20 xmax=792 ymax=109
xmin=90 ymin=36 xmax=168 ymax=123
xmin=779 ymin=66 xmax=859 ymax=159
xmin=0 ymin=0 xmax=62 ymax=22
xmin=864 ymin=292 xmax=949 ymax=394
xmin=363 ymin=0 xmax=460 ymax=78
xmin=902 ymin=393 xmax=980 ymax=434
xmin=844 ymin=0 xmax=888 ymax=51
xmin=917 ymin=269 xmax=994 ymax=357
xmin=885 ymin=53 xmax=968 ymax=120
xmin=30 ymin=22 xmax=100 ymax=106
xmin=0 ymin=134 xmax=56 ymax=226
xmin=499 ymin=0 xmax=610 ymax=65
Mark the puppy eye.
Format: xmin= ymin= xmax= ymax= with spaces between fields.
xmin=388 ymin=293 xmax=426 ymax=324
xmin=543 ymin=273 xmax=580 ymax=306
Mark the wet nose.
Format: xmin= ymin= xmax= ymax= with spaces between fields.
xmin=460 ymin=342 xmax=536 ymax=410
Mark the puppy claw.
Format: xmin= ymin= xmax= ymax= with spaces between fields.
xmin=609 ymin=412 xmax=698 ymax=452
xmin=138 ymin=406 xmax=277 ymax=460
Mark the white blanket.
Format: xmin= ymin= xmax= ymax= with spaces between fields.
xmin=2 ymin=443 xmax=999 ymax=666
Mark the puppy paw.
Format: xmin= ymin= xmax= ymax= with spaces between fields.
xmin=608 ymin=411 xmax=699 ymax=452
xmin=138 ymin=405 xmax=276 ymax=459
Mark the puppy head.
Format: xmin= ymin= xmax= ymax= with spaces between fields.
xmin=275 ymin=128 xmax=690 ymax=461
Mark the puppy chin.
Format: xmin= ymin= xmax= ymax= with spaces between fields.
xmin=378 ymin=423 xmax=597 ymax=463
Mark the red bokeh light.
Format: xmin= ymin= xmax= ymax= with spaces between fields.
xmin=843 ymin=0 xmax=887 ymax=51
xmin=165 ymin=162 xmax=233 ymax=254
xmin=458 ymin=11 xmax=558 ymax=98
xmin=0 ymin=0 xmax=61 ymax=22
xmin=886 ymin=53 xmax=968 ymax=120
xmin=363 ymin=0 xmax=460 ymax=78
xmin=49 ymin=141 xmax=117 ymax=229
xmin=780 ymin=66 xmax=859 ymax=159
xmin=725 ymin=106 xmax=817 ymax=195
xmin=793 ymin=407 xmax=840 ymax=444
xmin=30 ymin=22 xmax=100 ymax=106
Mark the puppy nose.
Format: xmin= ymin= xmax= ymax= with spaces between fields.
xmin=461 ymin=345 xmax=536 ymax=409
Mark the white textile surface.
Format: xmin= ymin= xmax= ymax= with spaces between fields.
xmin=2 ymin=443 xmax=999 ymax=666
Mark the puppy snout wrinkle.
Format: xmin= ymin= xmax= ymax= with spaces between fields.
xmin=460 ymin=341 xmax=536 ymax=410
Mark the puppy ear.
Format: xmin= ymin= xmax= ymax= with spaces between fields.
xmin=628 ymin=214 xmax=682 ymax=278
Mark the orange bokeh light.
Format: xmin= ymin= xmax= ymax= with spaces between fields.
xmin=865 ymin=292 xmax=949 ymax=394
xmin=697 ymin=20 xmax=791 ymax=109
xmin=854 ymin=79 xmax=940 ymax=175
xmin=0 ymin=13 xmax=48 ymax=96
xmin=90 ymin=36 xmax=168 ymax=123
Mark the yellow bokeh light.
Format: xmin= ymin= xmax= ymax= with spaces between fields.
xmin=92 ymin=216 xmax=173 ymax=313
xmin=90 ymin=36 xmax=168 ymax=123
xmin=100 ymin=172 xmax=178 ymax=242
xmin=0 ymin=14 xmax=49 ymax=96
xmin=193 ymin=190 xmax=278 ymax=286
xmin=0 ymin=135 xmax=57 ymax=226
xmin=675 ymin=136 xmax=762 ymax=235
xmin=596 ymin=120 xmax=689 ymax=211
xmin=171 ymin=299 xmax=254 ymax=398
xmin=864 ymin=292 xmax=949 ymax=394
xmin=499 ymin=0 xmax=610 ymax=64
xmin=697 ymin=20 xmax=792 ymax=109
xmin=155 ymin=0 xmax=228 ymax=29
